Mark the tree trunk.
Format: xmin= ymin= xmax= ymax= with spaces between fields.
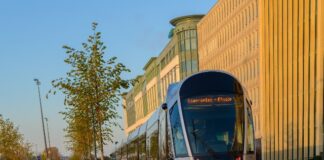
xmin=91 ymin=106 xmax=97 ymax=160
xmin=99 ymin=121 xmax=105 ymax=160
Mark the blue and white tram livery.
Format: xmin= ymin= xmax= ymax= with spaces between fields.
xmin=111 ymin=71 xmax=257 ymax=160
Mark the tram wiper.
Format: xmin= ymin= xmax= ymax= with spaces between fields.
xmin=191 ymin=121 xmax=198 ymax=153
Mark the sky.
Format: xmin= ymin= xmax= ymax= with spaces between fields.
xmin=0 ymin=0 xmax=216 ymax=156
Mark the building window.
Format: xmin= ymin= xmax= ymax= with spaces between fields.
xmin=178 ymin=30 xmax=197 ymax=52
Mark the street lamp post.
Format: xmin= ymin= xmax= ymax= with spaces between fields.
xmin=45 ymin=117 xmax=52 ymax=160
xmin=44 ymin=117 xmax=51 ymax=148
xmin=34 ymin=79 xmax=48 ymax=159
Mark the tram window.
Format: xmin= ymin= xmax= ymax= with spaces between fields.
xmin=246 ymin=116 xmax=255 ymax=153
xmin=150 ymin=131 xmax=158 ymax=159
xmin=246 ymin=105 xmax=255 ymax=153
xmin=127 ymin=142 xmax=132 ymax=159
xmin=138 ymin=136 xmax=146 ymax=159
xmin=128 ymin=140 xmax=138 ymax=160
xmin=181 ymin=95 xmax=244 ymax=158
xmin=116 ymin=149 xmax=121 ymax=160
xmin=121 ymin=146 xmax=127 ymax=159
xmin=146 ymin=123 xmax=159 ymax=160
xmin=169 ymin=102 xmax=188 ymax=157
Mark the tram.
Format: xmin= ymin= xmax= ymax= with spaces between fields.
xmin=111 ymin=71 xmax=256 ymax=160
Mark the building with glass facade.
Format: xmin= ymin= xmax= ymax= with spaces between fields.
xmin=197 ymin=0 xmax=323 ymax=159
xmin=123 ymin=15 xmax=204 ymax=134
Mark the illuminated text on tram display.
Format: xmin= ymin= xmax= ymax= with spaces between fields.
xmin=186 ymin=95 xmax=236 ymax=105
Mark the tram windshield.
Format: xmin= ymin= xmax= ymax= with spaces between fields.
xmin=182 ymin=94 xmax=244 ymax=159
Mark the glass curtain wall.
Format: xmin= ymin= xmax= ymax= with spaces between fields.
xmin=178 ymin=30 xmax=199 ymax=79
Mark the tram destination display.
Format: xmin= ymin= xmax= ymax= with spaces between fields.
xmin=186 ymin=95 xmax=238 ymax=106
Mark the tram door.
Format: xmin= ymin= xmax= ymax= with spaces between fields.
xmin=159 ymin=110 xmax=168 ymax=159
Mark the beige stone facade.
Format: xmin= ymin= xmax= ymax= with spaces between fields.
xmin=197 ymin=0 xmax=261 ymax=139
xmin=259 ymin=0 xmax=323 ymax=159
xmin=198 ymin=0 xmax=323 ymax=159
xmin=123 ymin=15 xmax=203 ymax=134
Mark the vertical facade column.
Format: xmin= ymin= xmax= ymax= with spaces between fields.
xmin=258 ymin=0 xmax=266 ymax=158
xmin=316 ymin=0 xmax=324 ymax=157
xmin=297 ymin=1 xmax=305 ymax=159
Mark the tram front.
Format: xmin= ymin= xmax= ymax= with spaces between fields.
xmin=168 ymin=71 xmax=255 ymax=160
